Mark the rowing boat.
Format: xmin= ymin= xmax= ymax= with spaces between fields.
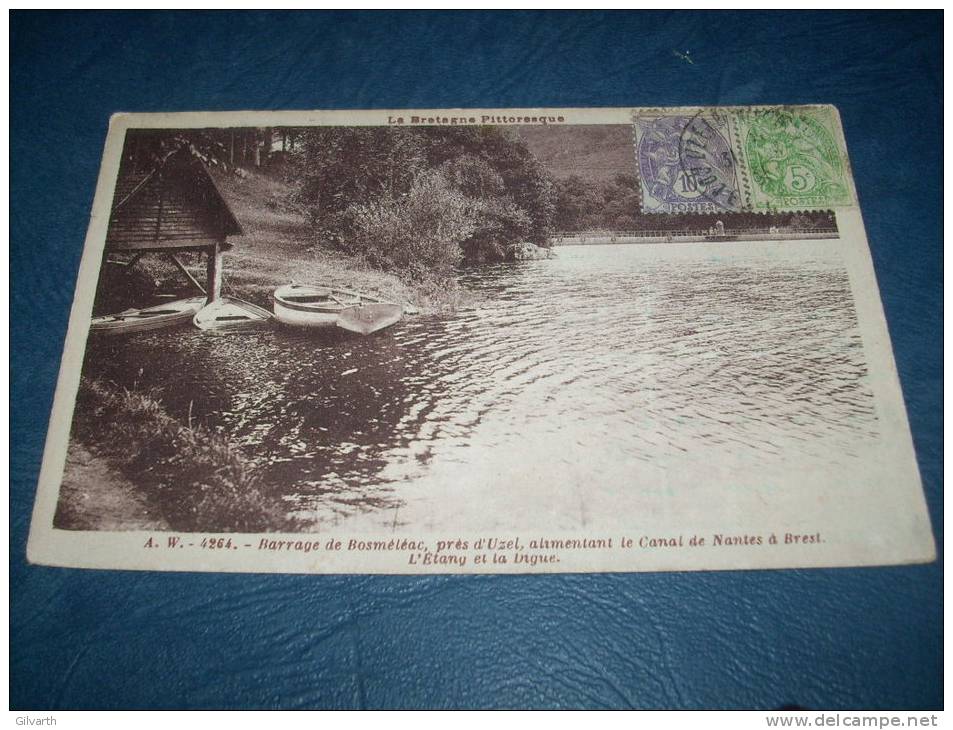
xmin=90 ymin=296 xmax=206 ymax=336
xmin=336 ymin=302 xmax=404 ymax=335
xmin=193 ymin=296 xmax=273 ymax=331
xmin=272 ymin=283 xmax=403 ymax=335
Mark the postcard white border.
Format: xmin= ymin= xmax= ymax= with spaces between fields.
xmin=25 ymin=107 xmax=936 ymax=574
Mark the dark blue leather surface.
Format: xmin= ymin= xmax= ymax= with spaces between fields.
xmin=11 ymin=11 xmax=941 ymax=709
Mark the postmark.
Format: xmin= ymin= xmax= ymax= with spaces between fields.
xmin=730 ymin=106 xmax=854 ymax=210
xmin=633 ymin=112 xmax=742 ymax=214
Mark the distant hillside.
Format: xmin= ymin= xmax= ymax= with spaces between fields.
xmin=515 ymin=125 xmax=635 ymax=183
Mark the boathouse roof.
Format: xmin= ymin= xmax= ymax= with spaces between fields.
xmin=105 ymin=147 xmax=243 ymax=252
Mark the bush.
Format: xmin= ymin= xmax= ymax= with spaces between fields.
xmin=324 ymin=171 xmax=478 ymax=279
xmin=460 ymin=197 xmax=534 ymax=264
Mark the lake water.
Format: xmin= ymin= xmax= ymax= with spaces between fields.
xmin=79 ymin=242 xmax=879 ymax=532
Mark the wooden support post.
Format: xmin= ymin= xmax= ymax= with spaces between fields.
xmin=206 ymin=243 xmax=223 ymax=302
xmin=168 ymin=254 xmax=206 ymax=294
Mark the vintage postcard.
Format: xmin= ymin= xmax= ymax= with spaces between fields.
xmin=26 ymin=106 xmax=935 ymax=573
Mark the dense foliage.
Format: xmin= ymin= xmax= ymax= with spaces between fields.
xmin=554 ymin=173 xmax=641 ymax=232
xmin=292 ymin=126 xmax=556 ymax=276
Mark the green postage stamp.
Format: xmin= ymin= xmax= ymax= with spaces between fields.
xmin=633 ymin=105 xmax=856 ymax=213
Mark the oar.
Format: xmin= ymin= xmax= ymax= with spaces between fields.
xmin=310 ymin=282 xmax=417 ymax=314
xmin=328 ymin=293 xmax=354 ymax=307
xmin=318 ymin=283 xmax=415 ymax=311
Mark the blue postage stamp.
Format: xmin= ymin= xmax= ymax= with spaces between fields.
xmin=633 ymin=112 xmax=742 ymax=214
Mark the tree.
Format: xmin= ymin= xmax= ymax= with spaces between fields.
xmin=291 ymin=126 xmax=558 ymax=271
xmin=121 ymin=128 xmax=273 ymax=173
xmin=554 ymin=175 xmax=603 ymax=232
xmin=295 ymin=127 xmax=428 ymax=225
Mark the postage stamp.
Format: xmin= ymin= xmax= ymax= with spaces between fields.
xmin=730 ymin=106 xmax=855 ymax=211
xmin=633 ymin=111 xmax=743 ymax=214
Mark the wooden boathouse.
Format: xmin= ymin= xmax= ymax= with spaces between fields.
xmin=105 ymin=146 xmax=243 ymax=302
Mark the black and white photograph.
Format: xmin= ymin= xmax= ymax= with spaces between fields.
xmin=27 ymin=107 xmax=934 ymax=573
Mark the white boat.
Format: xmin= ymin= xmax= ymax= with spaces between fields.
xmin=272 ymin=283 xmax=403 ymax=335
xmin=336 ymin=302 xmax=404 ymax=335
xmin=90 ymin=296 xmax=206 ymax=336
xmin=193 ymin=296 xmax=273 ymax=331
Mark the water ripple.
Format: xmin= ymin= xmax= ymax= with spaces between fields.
xmin=81 ymin=242 xmax=878 ymax=527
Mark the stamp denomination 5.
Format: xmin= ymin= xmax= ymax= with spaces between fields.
xmin=732 ymin=106 xmax=854 ymax=210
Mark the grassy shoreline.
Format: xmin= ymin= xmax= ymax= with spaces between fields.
xmin=60 ymin=378 xmax=295 ymax=533
xmin=55 ymin=443 xmax=170 ymax=532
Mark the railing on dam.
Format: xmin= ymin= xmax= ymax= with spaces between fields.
xmin=550 ymin=228 xmax=840 ymax=245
